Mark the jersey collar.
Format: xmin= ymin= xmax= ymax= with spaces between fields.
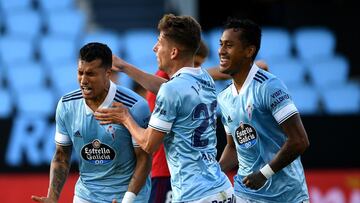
xmin=231 ymin=63 xmax=260 ymax=96
xmin=85 ymin=80 xmax=116 ymax=115
xmin=170 ymin=66 xmax=202 ymax=79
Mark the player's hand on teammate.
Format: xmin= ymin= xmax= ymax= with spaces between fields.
xmin=31 ymin=195 xmax=57 ymax=203
xmin=94 ymin=102 xmax=129 ymax=125
xmin=112 ymin=54 xmax=127 ymax=72
xmin=242 ymin=171 xmax=267 ymax=190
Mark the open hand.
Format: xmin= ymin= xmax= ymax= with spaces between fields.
xmin=94 ymin=102 xmax=129 ymax=125
xmin=112 ymin=55 xmax=128 ymax=72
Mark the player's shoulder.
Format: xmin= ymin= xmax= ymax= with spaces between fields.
xmin=159 ymin=76 xmax=182 ymax=94
xmin=61 ymin=89 xmax=82 ymax=103
xmin=253 ymin=69 xmax=275 ymax=85
xmin=253 ymin=69 xmax=287 ymax=92
xmin=115 ymin=85 xmax=147 ymax=109
xmin=163 ymin=69 xmax=211 ymax=92
xmin=217 ymin=82 xmax=233 ymax=99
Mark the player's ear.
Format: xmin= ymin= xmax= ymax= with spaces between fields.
xmin=170 ymin=47 xmax=179 ymax=60
xmin=246 ymin=45 xmax=256 ymax=59
xmin=105 ymin=68 xmax=112 ymax=77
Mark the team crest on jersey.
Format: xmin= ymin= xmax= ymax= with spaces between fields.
xmin=106 ymin=125 xmax=116 ymax=140
xmin=235 ymin=122 xmax=257 ymax=148
xmin=81 ymin=139 xmax=115 ymax=165
xmin=246 ymin=103 xmax=253 ymax=120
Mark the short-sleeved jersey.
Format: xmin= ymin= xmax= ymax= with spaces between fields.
xmin=55 ymin=81 xmax=151 ymax=203
xmin=217 ymin=64 xmax=309 ymax=203
xmin=148 ymin=67 xmax=232 ymax=202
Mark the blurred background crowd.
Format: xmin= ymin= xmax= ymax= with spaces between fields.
xmin=0 ymin=0 xmax=359 ymax=202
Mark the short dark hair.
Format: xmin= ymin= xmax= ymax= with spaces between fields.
xmin=158 ymin=13 xmax=201 ymax=56
xmin=79 ymin=42 xmax=112 ymax=68
xmin=224 ymin=18 xmax=262 ymax=61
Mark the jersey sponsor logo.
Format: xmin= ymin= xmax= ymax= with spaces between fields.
xmin=81 ymin=139 xmax=115 ymax=165
xmin=235 ymin=122 xmax=257 ymax=148
xmin=270 ymin=89 xmax=290 ymax=109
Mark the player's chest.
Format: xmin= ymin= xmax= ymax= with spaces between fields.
xmin=68 ymin=115 xmax=130 ymax=144
xmin=225 ymin=93 xmax=259 ymax=123
xmin=224 ymin=95 xmax=262 ymax=149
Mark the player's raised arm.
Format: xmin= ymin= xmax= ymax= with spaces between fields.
xmin=112 ymin=54 xmax=167 ymax=94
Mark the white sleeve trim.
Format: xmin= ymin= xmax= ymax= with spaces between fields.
xmin=273 ymin=103 xmax=298 ymax=124
xmin=223 ymin=125 xmax=230 ymax=134
xmin=132 ymin=138 xmax=140 ymax=147
xmin=55 ymin=132 xmax=72 ymax=146
xmin=148 ymin=116 xmax=172 ymax=133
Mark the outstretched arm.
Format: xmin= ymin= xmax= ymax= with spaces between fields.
xmin=112 ymin=55 xmax=167 ymax=94
xmin=31 ymin=145 xmax=72 ymax=202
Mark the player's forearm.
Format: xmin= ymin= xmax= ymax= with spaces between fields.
xmin=269 ymin=114 xmax=309 ymax=173
xmin=219 ymin=144 xmax=238 ymax=172
xmin=269 ymin=137 xmax=309 ymax=173
xmin=123 ymin=117 xmax=156 ymax=154
xmin=127 ymin=152 xmax=151 ymax=194
xmin=122 ymin=63 xmax=166 ymax=94
xmin=47 ymin=148 xmax=72 ymax=200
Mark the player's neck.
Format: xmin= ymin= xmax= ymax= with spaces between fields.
xmin=85 ymin=84 xmax=110 ymax=112
xmin=166 ymin=59 xmax=194 ymax=78
xmin=232 ymin=62 xmax=252 ymax=93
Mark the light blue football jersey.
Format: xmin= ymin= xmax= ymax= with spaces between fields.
xmin=148 ymin=67 xmax=232 ymax=202
xmin=55 ymin=81 xmax=151 ymax=203
xmin=217 ymin=64 xmax=309 ymax=203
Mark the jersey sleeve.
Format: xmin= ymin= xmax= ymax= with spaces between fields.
xmin=129 ymin=98 xmax=151 ymax=147
xmin=130 ymin=99 xmax=151 ymax=129
xmin=221 ymin=115 xmax=231 ymax=135
xmin=261 ymin=78 xmax=298 ymax=124
xmin=54 ymin=99 xmax=72 ymax=146
xmin=148 ymin=83 xmax=180 ymax=133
